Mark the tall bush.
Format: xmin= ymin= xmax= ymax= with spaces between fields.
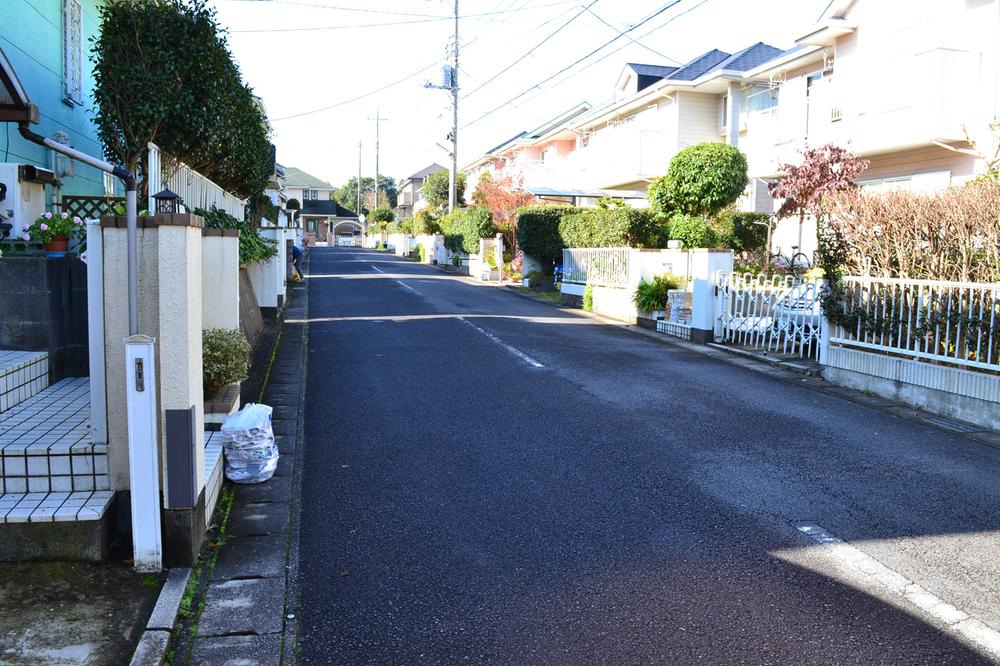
xmin=92 ymin=0 xmax=272 ymax=199
xmin=423 ymin=170 xmax=467 ymax=215
xmin=560 ymin=207 xmax=668 ymax=249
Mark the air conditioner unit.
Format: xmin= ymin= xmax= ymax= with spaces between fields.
xmin=0 ymin=163 xmax=52 ymax=241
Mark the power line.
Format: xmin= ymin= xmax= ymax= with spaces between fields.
xmin=460 ymin=0 xmax=601 ymax=102
xmin=462 ymin=0 xmax=687 ymax=129
xmin=229 ymin=0 xmax=577 ymax=33
xmin=581 ymin=5 xmax=680 ymax=65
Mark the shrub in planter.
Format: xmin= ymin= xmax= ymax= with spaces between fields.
xmin=203 ymin=328 xmax=251 ymax=400
xmin=632 ymin=274 xmax=685 ymax=315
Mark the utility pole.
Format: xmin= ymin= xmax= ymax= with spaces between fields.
xmin=368 ymin=109 xmax=389 ymax=210
xmin=356 ymin=140 xmax=362 ymax=214
xmin=449 ymin=0 xmax=459 ymax=214
xmin=425 ymin=2 xmax=459 ymax=214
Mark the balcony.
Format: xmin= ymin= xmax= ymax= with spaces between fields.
xmin=745 ymin=47 xmax=981 ymax=176
xmin=565 ymin=125 xmax=671 ymax=190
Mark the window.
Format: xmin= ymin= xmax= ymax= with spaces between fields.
xmin=307 ymin=220 xmax=317 ymax=232
xmin=63 ymin=0 xmax=83 ymax=105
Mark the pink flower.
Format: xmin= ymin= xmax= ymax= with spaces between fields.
xmin=43 ymin=212 xmax=52 ymax=219
xmin=21 ymin=224 xmax=29 ymax=232
xmin=40 ymin=223 xmax=48 ymax=231
xmin=21 ymin=234 xmax=30 ymax=241
xmin=73 ymin=216 xmax=82 ymax=225
xmin=61 ymin=212 xmax=68 ymax=219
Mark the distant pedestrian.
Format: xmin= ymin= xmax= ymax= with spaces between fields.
xmin=292 ymin=244 xmax=304 ymax=281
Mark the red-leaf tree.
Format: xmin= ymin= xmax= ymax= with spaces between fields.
xmin=472 ymin=166 xmax=536 ymax=251
xmin=770 ymin=143 xmax=869 ymax=222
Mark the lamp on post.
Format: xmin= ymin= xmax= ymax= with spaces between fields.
xmin=152 ymin=188 xmax=180 ymax=214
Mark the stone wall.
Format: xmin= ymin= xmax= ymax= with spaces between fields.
xmin=0 ymin=255 xmax=88 ymax=379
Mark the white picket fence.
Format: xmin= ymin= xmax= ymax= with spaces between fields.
xmin=714 ymin=272 xmax=825 ymax=359
xmin=562 ymin=248 xmax=630 ymax=288
xmin=147 ymin=143 xmax=246 ymax=219
xmin=830 ymin=276 xmax=1000 ymax=373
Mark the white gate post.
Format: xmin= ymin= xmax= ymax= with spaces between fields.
xmin=125 ymin=334 xmax=162 ymax=572
xmin=495 ymin=233 xmax=504 ymax=283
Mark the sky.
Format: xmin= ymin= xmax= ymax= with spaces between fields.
xmin=208 ymin=0 xmax=833 ymax=188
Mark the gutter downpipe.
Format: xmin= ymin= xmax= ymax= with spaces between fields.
xmin=20 ymin=123 xmax=138 ymax=334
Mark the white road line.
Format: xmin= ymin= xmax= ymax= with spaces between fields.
xmin=395 ymin=280 xmax=419 ymax=295
xmin=794 ymin=523 xmax=1000 ymax=660
xmin=458 ymin=317 xmax=545 ymax=368
xmin=371 ymin=265 xmax=384 ymax=273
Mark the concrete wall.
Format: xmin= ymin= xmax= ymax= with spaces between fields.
xmin=101 ymin=215 xmax=204 ymax=496
xmin=0 ymin=255 xmax=89 ymax=379
xmin=201 ymin=232 xmax=240 ymax=331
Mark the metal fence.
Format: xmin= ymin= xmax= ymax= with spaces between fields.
xmin=562 ymin=248 xmax=630 ymax=288
xmin=715 ymin=272 xmax=825 ymax=359
xmin=147 ymin=143 xmax=245 ymax=219
xmin=830 ymin=276 xmax=1000 ymax=373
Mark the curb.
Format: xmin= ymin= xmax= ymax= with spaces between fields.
xmin=129 ymin=567 xmax=191 ymax=666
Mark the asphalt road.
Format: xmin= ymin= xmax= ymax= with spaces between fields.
xmin=298 ymin=247 xmax=1000 ymax=665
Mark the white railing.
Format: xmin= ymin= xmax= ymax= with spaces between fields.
xmin=830 ymin=276 xmax=1000 ymax=373
xmin=562 ymin=248 xmax=629 ymax=288
xmin=715 ymin=272 xmax=825 ymax=359
xmin=147 ymin=143 xmax=246 ymax=219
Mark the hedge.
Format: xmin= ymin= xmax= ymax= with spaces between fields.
xmin=516 ymin=206 xmax=580 ymax=265
xmin=196 ymin=206 xmax=276 ymax=267
xmin=440 ymin=207 xmax=496 ymax=254
xmin=560 ymin=207 xmax=668 ymax=249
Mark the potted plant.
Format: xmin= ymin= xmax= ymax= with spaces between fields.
xmin=22 ymin=211 xmax=83 ymax=254
xmin=632 ymin=273 xmax=686 ymax=320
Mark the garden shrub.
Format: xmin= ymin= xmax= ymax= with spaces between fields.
xmin=196 ymin=206 xmax=276 ymax=266
xmin=651 ymin=143 xmax=748 ymax=217
xmin=583 ymin=283 xmax=593 ymax=312
xmin=632 ymin=274 xmax=686 ymax=313
xmin=202 ymin=328 xmax=250 ymax=400
xmin=560 ymin=207 xmax=668 ymax=249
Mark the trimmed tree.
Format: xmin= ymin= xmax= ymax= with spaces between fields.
xmin=471 ymin=169 xmax=535 ymax=250
xmin=651 ymin=143 xmax=749 ymax=217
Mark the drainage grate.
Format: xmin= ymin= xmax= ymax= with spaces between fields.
xmin=922 ymin=415 xmax=982 ymax=433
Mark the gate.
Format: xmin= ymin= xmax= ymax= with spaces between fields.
xmin=714 ymin=272 xmax=825 ymax=359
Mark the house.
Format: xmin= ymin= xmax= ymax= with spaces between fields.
xmin=739 ymin=0 xmax=1000 ymax=255
xmin=1 ymin=0 xmax=111 ymax=231
xmin=283 ymin=166 xmax=338 ymax=206
xmin=395 ymin=163 xmax=446 ymax=219
xmin=299 ymin=199 xmax=360 ymax=245
xmin=565 ymin=42 xmax=785 ymax=194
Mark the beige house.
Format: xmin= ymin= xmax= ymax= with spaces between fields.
xmin=738 ymin=0 xmax=1000 ymax=254
xmin=395 ymin=163 xmax=445 ymax=219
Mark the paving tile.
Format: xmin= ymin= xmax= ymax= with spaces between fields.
xmin=198 ymin=578 xmax=285 ymax=637
xmin=227 ymin=501 xmax=289 ymax=537
xmin=190 ymin=633 xmax=282 ymax=665
xmin=211 ymin=535 xmax=287 ymax=581
xmin=231 ymin=475 xmax=291 ymax=504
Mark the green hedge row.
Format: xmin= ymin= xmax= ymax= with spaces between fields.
xmin=516 ymin=205 xmax=670 ymax=265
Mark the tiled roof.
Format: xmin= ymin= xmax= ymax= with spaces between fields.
xmin=662 ymin=49 xmax=732 ymax=81
xmin=300 ymin=199 xmax=357 ymax=217
xmin=662 ymin=43 xmax=784 ymax=81
xmin=283 ymin=167 xmax=334 ymax=189
xmin=624 ymin=63 xmax=677 ymax=78
xmin=406 ymin=163 xmax=447 ymax=180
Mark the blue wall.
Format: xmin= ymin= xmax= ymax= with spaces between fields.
xmin=1 ymin=0 xmax=108 ymax=198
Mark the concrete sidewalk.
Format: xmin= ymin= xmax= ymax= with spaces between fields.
xmin=180 ymin=266 xmax=309 ymax=665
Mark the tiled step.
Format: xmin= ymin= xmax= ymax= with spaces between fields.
xmin=0 ymin=378 xmax=107 ymax=494
xmin=0 ymin=490 xmax=114 ymax=523
xmin=0 ymin=351 xmax=49 ymax=413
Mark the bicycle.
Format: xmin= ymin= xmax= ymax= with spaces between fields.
xmin=769 ymin=246 xmax=812 ymax=276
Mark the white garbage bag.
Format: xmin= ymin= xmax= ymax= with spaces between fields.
xmin=221 ymin=403 xmax=279 ymax=483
